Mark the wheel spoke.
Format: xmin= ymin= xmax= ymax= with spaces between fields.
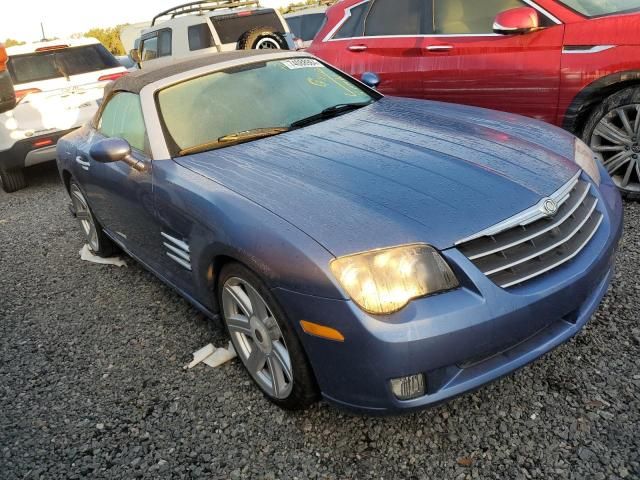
xmin=603 ymin=151 xmax=631 ymax=172
xmin=89 ymin=225 xmax=99 ymax=250
xmin=224 ymin=284 xmax=253 ymax=317
xmin=592 ymin=145 xmax=625 ymax=153
xmin=246 ymin=347 xmax=266 ymax=375
xmin=267 ymin=356 xmax=287 ymax=397
xmin=621 ymin=157 xmax=637 ymax=187
xmin=76 ymin=211 xmax=90 ymax=221
xmin=245 ymin=286 xmax=269 ymax=321
xmin=635 ymin=105 xmax=640 ymax=135
xmin=617 ymin=108 xmax=634 ymax=137
xmin=226 ymin=314 xmax=252 ymax=336
xmin=595 ymin=119 xmax=632 ymax=146
xmin=272 ymin=341 xmax=293 ymax=381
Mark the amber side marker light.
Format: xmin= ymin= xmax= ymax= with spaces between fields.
xmin=300 ymin=320 xmax=345 ymax=342
xmin=32 ymin=138 xmax=53 ymax=148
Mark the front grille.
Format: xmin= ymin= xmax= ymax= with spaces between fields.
xmin=457 ymin=173 xmax=603 ymax=288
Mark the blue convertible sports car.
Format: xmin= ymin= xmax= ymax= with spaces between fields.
xmin=56 ymin=51 xmax=623 ymax=413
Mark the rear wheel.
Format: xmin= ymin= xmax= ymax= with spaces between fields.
xmin=238 ymin=27 xmax=288 ymax=50
xmin=0 ymin=169 xmax=27 ymax=193
xmin=583 ymin=86 xmax=640 ymax=199
xmin=69 ymin=181 xmax=117 ymax=257
xmin=218 ymin=262 xmax=318 ymax=410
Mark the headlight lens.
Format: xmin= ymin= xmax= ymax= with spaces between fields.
xmin=575 ymin=138 xmax=601 ymax=186
xmin=330 ymin=244 xmax=459 ymax=315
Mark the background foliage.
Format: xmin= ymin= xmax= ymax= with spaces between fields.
xmin=83 ymin=26 xmax=126 ymax=55
xmin=3 ymin=39 xmax=26 ymax=48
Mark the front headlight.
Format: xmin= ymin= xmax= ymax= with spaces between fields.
xmin=575 ymin=138 xmax=601 ymax=186
xmin=330 ymin=244 xmax=459 ymax=315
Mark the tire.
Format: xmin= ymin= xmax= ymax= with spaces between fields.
xmin=582 ymin=86 xmax=640 ymax=200
xmin=238 ymin=27 xmax=289 ymax=50
xmin=69 ymin=181 xmax=117 ymax=257
xmin=218 ymin=262 xmax=319 ymax=410
xmin=0 ymin=169 xmax=27 ymax=193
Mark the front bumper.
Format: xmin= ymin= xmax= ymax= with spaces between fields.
xmin=0 ymin=128 xmax=76 ymax=172
xmin=273 ymin=171 xmax=623 ymax=413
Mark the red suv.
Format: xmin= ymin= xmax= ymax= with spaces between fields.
xmin=308 ymin=0 xmax=640 ymax=197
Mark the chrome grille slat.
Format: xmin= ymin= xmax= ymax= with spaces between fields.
xmin=492 ymin=213 xmax=603 ymax=288
xmin=457 ymin=176 xmax=603 ymax=289
xmin=465 ymin=180 xmax=591 ymax=260
xmin=477 ymin=195 xmax=598 ymax=276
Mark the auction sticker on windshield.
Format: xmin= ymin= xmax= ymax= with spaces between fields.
xmin=281 ymin=58 xmax=323 ymax=70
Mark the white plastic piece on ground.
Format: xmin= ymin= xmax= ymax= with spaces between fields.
xmin=185 ymin=342 xmax=237 ymax=369
xmin=79 ymin=245 xmax=127 ymax=267
xmin=203 ymin=342 xmax=237 ymax=368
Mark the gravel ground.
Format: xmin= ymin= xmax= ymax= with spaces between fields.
xmin=1 ymin=164 xmax=639 ymax=480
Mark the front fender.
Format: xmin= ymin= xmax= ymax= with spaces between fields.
xmin=152 ymin=159 xmax=345 ymax=310
xmin=562 ymin=69 xmax=640 ymax=133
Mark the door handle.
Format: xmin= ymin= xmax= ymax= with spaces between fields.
xmin=348 ymin=45 xmax=368 ymax=52
xmin=75 ymin=156 xmax=90 ymax=171
xmin=426 ymin=45 xmax=454 ymax=52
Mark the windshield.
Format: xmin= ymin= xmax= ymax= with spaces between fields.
xmin=7 ymin=44 xmax=119 ymax=84
xmin=158 ymin=58 xmax=377 ymax=155
xmin=557 ymin=0 xmax=640 ymax=17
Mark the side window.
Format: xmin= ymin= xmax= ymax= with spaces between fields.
xmin=158 ymin=29 xmax=172 ymax=57
xmin=301 ymin=13 xmax=326 ymax=41
xmin=98 ymin=92 xmax=148 ymax=154
xmin=140 ymin=29 xmax=172 ymax=61
xmin=141 ymin=36 xmax=158 ymax=61
xmin=365 ymin=0 xmax=433 ymax=36
xmin=286 ymin=16 xmax=302 ymax=39
xmin=434 ymin=0 xmax=527 ymax=34
xmin=188 ymin=23 xmax=214 ymax=51
xmin=333 ymin=3 xmax=368 ymax=39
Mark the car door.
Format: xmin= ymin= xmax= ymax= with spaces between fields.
xmin=341 ymin=0 xmax=433 ymax=99
xmin=78 ymin=91 xmax=158 ymax=260
xmin=423 ymin=0 xmax=564 ymax=123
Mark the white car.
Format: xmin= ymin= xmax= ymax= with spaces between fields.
xmin=0 ymin=38 xmax=126 ymax=192
xmin=132 ymin=1 xmax=295 ymax=68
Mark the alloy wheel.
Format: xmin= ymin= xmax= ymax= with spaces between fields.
xmin=590 ymin=104 xmax=640 ymax=194
xmin=70 ymin=183 xmax=100 ymax=252
xmin=221 ymin=277 xmax=293 ymax=399
xmin=255 ymin=38 xmax=280 ymax=49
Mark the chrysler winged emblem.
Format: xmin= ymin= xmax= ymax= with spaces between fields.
xmin=541 ymin=198 xmax=559 ymax=217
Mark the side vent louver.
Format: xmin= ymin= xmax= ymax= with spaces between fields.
xmin=161 ymin=232 xmax=192 ymax=271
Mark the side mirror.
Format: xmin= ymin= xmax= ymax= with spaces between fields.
xmin=90 ymin=137 xmax=131 ymax=164
xmin=129 ymin=49 xmax=141 ymax=64
xmin=361 ymin=72 xmax=381 ymax=90
xmin=493 ymin=7 xmax=540 ymax=35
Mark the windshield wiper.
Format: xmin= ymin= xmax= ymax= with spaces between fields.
xmin=218 ymin=127 xmax=290 ymax=143
xmin=290 ymin=101 xmax=374 ymax=129
xmin=179 ymin=127 xmax=290 ymax=156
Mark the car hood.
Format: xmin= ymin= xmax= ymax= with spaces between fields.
xmin=175 ymin=97 xmax=579 ymax=257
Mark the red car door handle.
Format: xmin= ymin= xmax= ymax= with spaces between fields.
xmin=426 ymin=45 xmax=454 ymax=52
xmin=348 ymin=45 xmax=368 ymax=52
